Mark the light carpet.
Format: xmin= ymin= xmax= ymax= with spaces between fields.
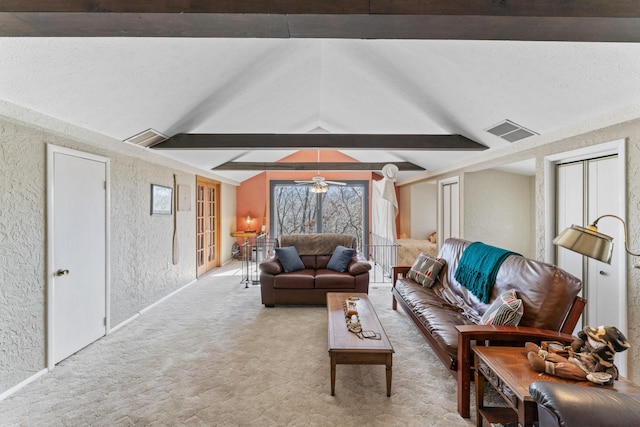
xmin=1 ymin=262 xmax=481 ymax=426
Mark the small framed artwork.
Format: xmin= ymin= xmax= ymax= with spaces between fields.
xmin=150 ymin=184 xmax=173 ymax=215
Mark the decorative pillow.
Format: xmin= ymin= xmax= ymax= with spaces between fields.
xmin=480 ymin=289 xmax=524 ymax=326
xmin=274 ymin=246 xmax=305 ymax=272
xmin=406 ymin=253 xmax=446 ymax=288
xmin=327 ymin=245 xmax=355 ymax=272
xmin=427 ymin=231 xmax=437 ymax=243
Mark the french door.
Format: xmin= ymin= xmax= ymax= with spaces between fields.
xmin=196 ymin=176 xmax=221 ymax=277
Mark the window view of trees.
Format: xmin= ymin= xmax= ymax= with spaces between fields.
xmin=271 ymin=181 xmax=368 ymax=250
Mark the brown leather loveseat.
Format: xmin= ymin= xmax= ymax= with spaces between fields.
xmin=392 ymin=238 xmax=586 ymax=418
xmin=259 ymin=233 xmax=371 ymax=307
xmin=529 ymin=381 xmax=640 ymax=427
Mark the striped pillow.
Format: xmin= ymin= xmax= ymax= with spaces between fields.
xmin=480 ymin=289 xmax=524 ymax=326
xmin=406 ymin=253 xmax=446 ymax=288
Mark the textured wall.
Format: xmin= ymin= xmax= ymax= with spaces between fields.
xmin=108 ymin=156 xmax=196 ymax=326
xmin=0 ymin=117 xmax=199 ymax=393
xmin=464 ymin=169 xmax=535 ymax=258
xmin=0 ymin=120 xmax=47 ymax=391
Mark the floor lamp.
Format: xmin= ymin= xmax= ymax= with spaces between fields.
xmin=553 ymin=214 xmax=640 ymax=269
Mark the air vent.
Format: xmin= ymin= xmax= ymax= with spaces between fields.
xmin=486 ymin=120 xmax=538 ymax=142
xmin=123 ymin=129 xmax=168 ymax=148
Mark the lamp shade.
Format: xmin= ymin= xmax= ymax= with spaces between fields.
xmin=553 ymin=224 xmax=613 ymax=264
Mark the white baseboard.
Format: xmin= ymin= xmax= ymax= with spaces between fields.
xmin=109 ymin=312 xmax=140 ymax=333
xmin=110 ymin=278 xmax=198 ymax=330
xmin=139 ymin=279 xmax=198 ymax=315
xmin=0 ymin=368 xmax=48 ymax=401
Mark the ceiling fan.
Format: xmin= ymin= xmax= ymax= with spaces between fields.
xmin=294 ymin=149 xmax=347 ymax=193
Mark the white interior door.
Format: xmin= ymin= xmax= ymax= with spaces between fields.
xmin=585 ymin=157 xmax=622 ymax=327
xmin=48 ymin=145 xmax=109 ymax=365
xmin=555 ymin=154 xmax=627 ymax=375
xmin=439 ymin=177 xmax=460 ymax=244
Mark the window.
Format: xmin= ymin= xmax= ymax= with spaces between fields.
xmin=270 ymin=180 xmax=369 ymax=250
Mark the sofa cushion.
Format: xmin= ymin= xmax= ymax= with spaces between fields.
xmin=315 ymin=269 xmax=356 ymax=289
xmin=407 ymin=253 xmax=446 ymax=288
xmin=272 ymin=270 xmax=315 ymax=289
xmin=327 ymin=245 xmax=355 ymax=272
xmin=275 ymin=246 xmax=305 ymax=272
xmin=480 ymin=289 xmax=524 ymax=326
xmin=395 ymin=277 xmax=474 ymax=360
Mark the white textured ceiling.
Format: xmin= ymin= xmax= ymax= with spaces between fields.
xmin=2 ymin=37 xmax=640 ymax=183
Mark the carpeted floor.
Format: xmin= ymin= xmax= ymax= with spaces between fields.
xmin=1 ymin=262 xmax=481 ymax=426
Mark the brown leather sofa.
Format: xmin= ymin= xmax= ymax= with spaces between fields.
xmin=530 ymin=381 xmax=640 ymax=427
xmin=391 ymin=238 xmax=586 ymax=418
xmin=259 ymin=233 xmax=371 ymax=306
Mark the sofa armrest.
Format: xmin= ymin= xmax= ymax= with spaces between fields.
xmin=529 ymin=381 xmax=640 ymax=427
xmin=348 ymin=260 xmax=371 ymax=275
xmin=391 ymin=266 xmax=411 ymax=286
xmin=259 ymin=255 xmax=282 ymax=275
xmin=455 ymin=324 xmax=576 ymax=418
xmin=347 ymin=252 xmax=372 ymax=275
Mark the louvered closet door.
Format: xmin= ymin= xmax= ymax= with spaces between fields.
xmin=196 ymin=176 xmax=221 ymax=277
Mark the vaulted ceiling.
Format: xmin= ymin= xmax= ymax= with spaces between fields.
xmin=1 ymin=2 xmax=640 ymax=184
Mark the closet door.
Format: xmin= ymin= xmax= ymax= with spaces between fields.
xmin=196 ymin=176 xmax=221 ymax=277
xmin=556 ymin=163 xmax=585 ymax=284
xmin=556 ymin=156 xmax=623 ymax=329
xmin=585 ymin=157 xmax=622 ymax=328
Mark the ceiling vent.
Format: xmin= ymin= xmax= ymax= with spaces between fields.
xmin=123 ymin=129 xmax=168 ymax=148
xmin=486 ymin=120 xmax=538 ymax=142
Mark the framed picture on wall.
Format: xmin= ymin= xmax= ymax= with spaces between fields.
xmin=150 ymin=184 xmax=173 ymax=215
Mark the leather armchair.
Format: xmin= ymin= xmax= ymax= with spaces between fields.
xmin=529 ymin=381 xmax=640 ymax=427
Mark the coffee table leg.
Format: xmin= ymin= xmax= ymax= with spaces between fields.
xmin=386 ymin=355 xmax=392 ymax=397
xmin=330 ymin=352 xmax=336 ymax=396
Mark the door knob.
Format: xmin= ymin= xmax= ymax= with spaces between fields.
xmin=599 ymin=270 xmax=607 ymax=276
xmin=55 ymin=269 xmax=70 ymax=276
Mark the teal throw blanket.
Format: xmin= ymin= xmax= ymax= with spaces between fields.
xmin=453 ymin=242 xmax=521 ymax=303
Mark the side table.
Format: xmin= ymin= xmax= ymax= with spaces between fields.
xmin=473 ymin=346 xmax=640 ymax=427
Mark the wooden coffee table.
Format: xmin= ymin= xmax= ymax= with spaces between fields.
xmin=473 ymin=346 xmax=640 ymax=427
xmin=326 ymin=292 xmax=394 ymax=396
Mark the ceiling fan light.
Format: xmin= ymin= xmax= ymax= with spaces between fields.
xmin=310 ymin=183 xmax=328 ymax=193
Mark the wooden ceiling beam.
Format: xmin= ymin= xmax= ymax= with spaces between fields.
xmin=1 ymin=1 xmax=640 ymax=41
xmin=1 ymin=1 xmax=636 ymax=17
xmin=153 ymin=134 xmax=487 ymax=151
xmin=212 ymin=161 xmax=424 ymax=171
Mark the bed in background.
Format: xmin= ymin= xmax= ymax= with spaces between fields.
xmin=397 ymin=233 xmax=438 ymax=266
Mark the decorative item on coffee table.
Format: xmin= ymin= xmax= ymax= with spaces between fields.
xmin=342 ymin=296 xmax=381 ymax=340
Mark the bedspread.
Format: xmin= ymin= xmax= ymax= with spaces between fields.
xmin=397 ymin=238 xmax=438 ymax=266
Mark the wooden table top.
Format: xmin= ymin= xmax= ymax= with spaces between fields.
xmin=327 ymin=292 xmax=393 ymax=353
xmin=473 ymin=346 xmax=640 ymax=401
